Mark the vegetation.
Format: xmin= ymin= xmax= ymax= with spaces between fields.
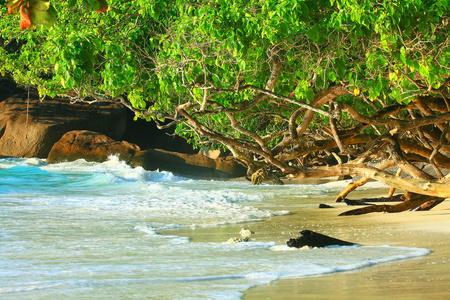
xmin=1 ymin=0 xmax=450 ymax=213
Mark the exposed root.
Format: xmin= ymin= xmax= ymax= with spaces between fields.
xmin=251 ymin=168 xmax=284 ymax=185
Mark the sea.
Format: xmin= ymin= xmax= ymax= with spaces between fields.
xmin=0 ymin=156 xmax=430 ymax=299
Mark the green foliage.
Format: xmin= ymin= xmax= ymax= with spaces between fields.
xmin=5 ymin=0 xmax=107 ymax=30
xmin=6 ymin=0 xmax=57 ymax=30
xmin=1 ymin=0 xmax=449 ymax=151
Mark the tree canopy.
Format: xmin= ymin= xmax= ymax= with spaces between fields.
xmin=1 ymin=0 xmax=450 ymax=212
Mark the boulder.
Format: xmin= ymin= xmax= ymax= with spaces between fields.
xmin=287 ymin=230 xmax=357 ymax=248
xmin=131 ymin=148 xmax=247 ymax=178
xmin=47 ymin=130 xmax=140 ymax=164
xmin=48 ymin=130 xmax=246 ymax=178
xmin=0 ymin=92 xmax=126 ymax=158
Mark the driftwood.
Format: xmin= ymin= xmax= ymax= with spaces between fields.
xmin=339 ymin=194 xmax=445 ymax=216
xmin=287 ymin=230 xmax=357 ymax=248
xmin=411 ymin=198 xmax=446 ymax=211
xmin=319 ymin=203 xmax=334 ymax=208
xmin=344 ymin=195 xmax=405 ymax=206
xmin=334 ymin=161 xmax=396 ymax=202
xmin=290 ymin=164 xmax=450 ymax=198
xmin=344 ymin=199 xmax=371 ymax=206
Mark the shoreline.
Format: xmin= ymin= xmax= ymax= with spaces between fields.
xmin=2 ymin=157 xmax=449 ymax=298
xmin=242 ymin=186 xmax=450 ymax=299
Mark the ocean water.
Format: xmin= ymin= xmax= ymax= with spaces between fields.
xmin=0 ymin=156 xmax=430 ymax=299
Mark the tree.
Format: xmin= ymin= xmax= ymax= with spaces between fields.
xmin=1 ymin=0 xmax=450 ymax=213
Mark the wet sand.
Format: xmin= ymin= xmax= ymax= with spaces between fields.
xmin=243 ymin=185 xmax=450 ymax=299
xmin=161 ymin=179 xmax=450 ymax=299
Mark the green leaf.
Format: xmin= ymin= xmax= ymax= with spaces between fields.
xmin=68 ymin=0 xmax=77 ymax=8
xmin=30 ymin=0 xmax=50 ymax=11
xmin=28 ymin=2 xmax=57 ymax=27
xmin=400 ymin=47 xmax=407 ymax=64
xmin=306 ymin=89 xmax=314 ymax=101
xmin=389 ymin=71 xmax=398 ymax=82
xmin=419 ymin=64 xmax=429 ymax=78
xmin=6 ymin=0 xmax=23 ymax=15
xmin=82 ymin=0 xmax=108 ymax=12
xmin=306 ymin=25 xmax=319 ymax=42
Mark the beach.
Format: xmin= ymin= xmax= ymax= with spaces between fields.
xmin=242 ymin=184 xmax=450 ymax=299
xmin=2 ymin=157 xmax=448 ymax=299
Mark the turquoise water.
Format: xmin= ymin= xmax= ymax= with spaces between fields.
xmin=0 ymin=157 xmax=430 ymax=299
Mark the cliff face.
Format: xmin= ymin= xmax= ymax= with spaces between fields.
xmin=0 ymin=91 xmax=127 ymax=158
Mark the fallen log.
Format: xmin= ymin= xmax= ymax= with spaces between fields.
xmin=344 ymin=199 xmax=371 ymax=206
xmin=289 ymin=163 xmax=450 ymax=198
xmin=411 ymin=198 xmax=446 ymax=211
xmin=334 ymin=160 xmax=396 ymax=202
xmin=287 ymin=230 xmax=357 ymax=248
xmin=339 ymin=195 xmax=444 ymax=215
xmin=344 ymin=195 xmax=405 ymax=206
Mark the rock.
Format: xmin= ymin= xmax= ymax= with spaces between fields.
xmin=318 ymin=203 xmax=334 ymax=209
xmin=199 ymin=148 xmax=224 ymax=159
xmin=287 ymin=230 xmax=357 ymax=248
xmin=47 ymin=130 xmax=140 ymax=164
xmin=239 ymin=228 xmax=255 ymax=239
xmin=226 ymin=237 xmax=244 ymax=244
xmin=0 ymin=92 xmax=126 ymax=158
xmin=131 ymin=148 xmax=246 ymax=178
xmin=48 ymin=130 xmax=246 ymax=178
xmin=226 ymin=228 xmax=255 ymax=244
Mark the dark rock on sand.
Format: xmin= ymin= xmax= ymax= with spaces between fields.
xmin=287 ymin=230 xmax=357 ymax=248
xmin=319 ymin=203 xmax=334 ymax=209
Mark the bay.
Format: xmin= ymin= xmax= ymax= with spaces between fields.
xmin=0 ymin=157 xmax=429 ymax=299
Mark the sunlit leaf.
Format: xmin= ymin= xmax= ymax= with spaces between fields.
xmin=28 ymin=2 xmax=57 ymax=27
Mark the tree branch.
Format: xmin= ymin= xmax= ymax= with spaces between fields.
xmin=290 ymin=164 xmax=450 ymax=198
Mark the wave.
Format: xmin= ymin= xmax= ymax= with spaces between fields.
xmin=0 ymin=156 xmax=432 ymax=299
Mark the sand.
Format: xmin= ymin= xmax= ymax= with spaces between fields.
xmin=243 ymin=185 xmax=450 ymax=299
xmin=161 ymin=179 xmax=450 ymax=299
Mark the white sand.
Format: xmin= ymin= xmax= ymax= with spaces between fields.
xmin=243 ymin=184 xmax=450 ymax=299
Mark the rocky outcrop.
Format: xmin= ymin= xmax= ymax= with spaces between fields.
xmin=47 ymin=130 xmax=140 ymax=164
xmin=0 ymin=92 xmax=127 ymax=158
xmin=2 ymin=85 xmax=244 ymax=178
xmin=131 ymin=148 xmax=246 ymax=178
xmin=48 ymin=130 xmax=246 ymax=178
